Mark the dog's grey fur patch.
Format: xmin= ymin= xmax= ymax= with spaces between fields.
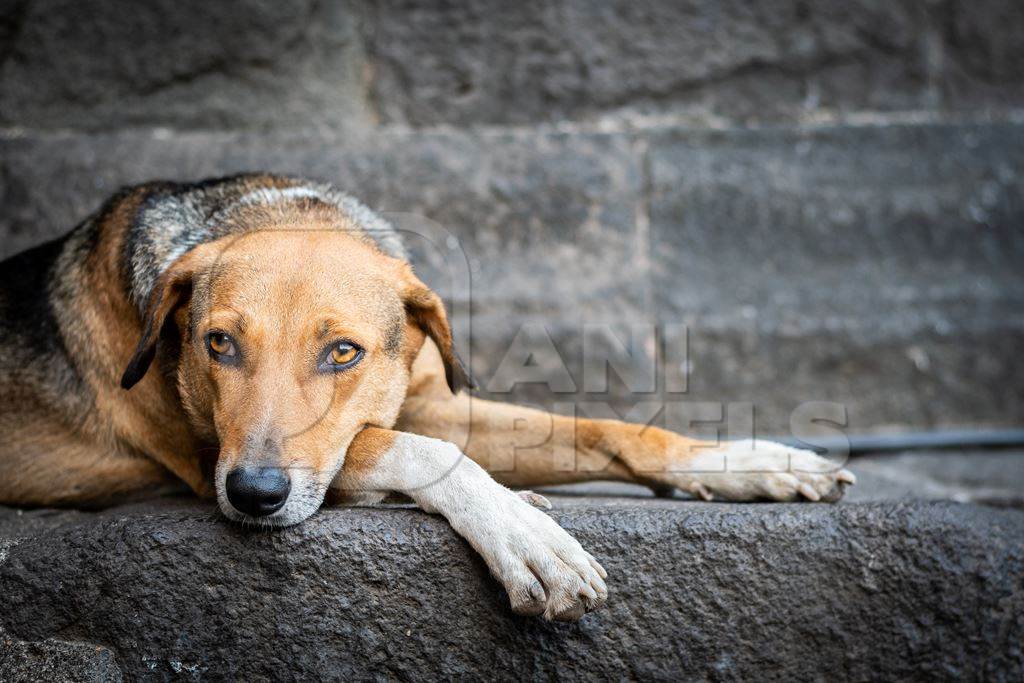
xmin=125 ymin=175 xmax=408 ymax=312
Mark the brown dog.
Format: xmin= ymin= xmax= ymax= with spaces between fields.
xmin=0 ymin=174 xmax=854 ymax=620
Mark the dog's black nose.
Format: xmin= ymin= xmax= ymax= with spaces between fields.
xmin=225 ymin=466 xmax=291 ymax=517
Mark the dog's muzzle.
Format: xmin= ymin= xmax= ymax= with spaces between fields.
xmin=225 ymin=465 xmax=291 ymax=517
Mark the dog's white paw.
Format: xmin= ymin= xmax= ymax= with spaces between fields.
xmin=682 ymin=440 xmax=856 ymax=503
xmin=386 ymin=435 xmax=605 ymax=621
xmin=470 ymin=491 xmax=607 ymax=621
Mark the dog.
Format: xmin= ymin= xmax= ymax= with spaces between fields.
xmin=0 ymin=174 xmax=855 ymax=621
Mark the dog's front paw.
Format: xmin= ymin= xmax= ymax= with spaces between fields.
xmin=684 ymin=440 xmax=856 ymax=503
xmin=470 ymin=492 xmax=607 ymax=621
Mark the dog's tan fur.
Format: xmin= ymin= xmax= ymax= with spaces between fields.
xmin=0 ymin=174 xmax=854 ymax=620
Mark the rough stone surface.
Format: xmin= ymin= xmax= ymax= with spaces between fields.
xmin=2 ymin=1 xmax=1023 ymax=130
xmin=362 ymin=0 xmax=1024 ymax=126
xmin=0 ymin=486 xmax=1021 ymax=681
xmin=846 ymin=450 xmax=1024 ymax=507
xmin=0 ymin=624 xmax=122 ymax=683
xmin=1 ymin=122 xmax=1022 ymax=434
xmin=0 ymin=0 xmax=371 ymax=131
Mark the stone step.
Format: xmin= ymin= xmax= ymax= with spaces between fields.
xmin=1 ymin=121 xmax=1022 ymax=433
xmin=1 ymin=464 xmax=1021 ymax=680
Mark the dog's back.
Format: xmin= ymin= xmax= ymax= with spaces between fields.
xmin=0 ymin=234 xmax=87 ymax=428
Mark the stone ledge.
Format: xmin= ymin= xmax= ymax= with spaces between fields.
xmin=0 ymin=491 xmax=1021 ymax=681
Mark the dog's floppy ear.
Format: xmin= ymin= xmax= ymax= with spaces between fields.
xmin=400 ymin=267 xmax=474 ymax=394
xmin=120 ymin=255 xmax=200 ymax=390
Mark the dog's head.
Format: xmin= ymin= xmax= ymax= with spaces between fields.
xmin=120 ymin=219 xmax=470 ymax=526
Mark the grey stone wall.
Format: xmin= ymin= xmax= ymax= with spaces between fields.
xmin=1 ymin=0 xmax=1022 ymax=434
xmin=3 ymin=0 xmax=1023 ymax=129
xmin=0 ymin=0 xmax=370 ymax=131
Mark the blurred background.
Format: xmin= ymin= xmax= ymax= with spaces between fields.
xmin=1 ymin=0 xmax=1022 ymax=440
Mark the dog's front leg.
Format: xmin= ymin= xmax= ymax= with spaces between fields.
xmin=397 ymin=391 xmax=857 ymax=502
xmin=332 ymin=427 xmax=608 ymax=621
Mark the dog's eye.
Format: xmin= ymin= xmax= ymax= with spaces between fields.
xmin=206 ymin=332 xmax=238 ymax=362
xmin=323 ymin=341 xmax=363 ymax=371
